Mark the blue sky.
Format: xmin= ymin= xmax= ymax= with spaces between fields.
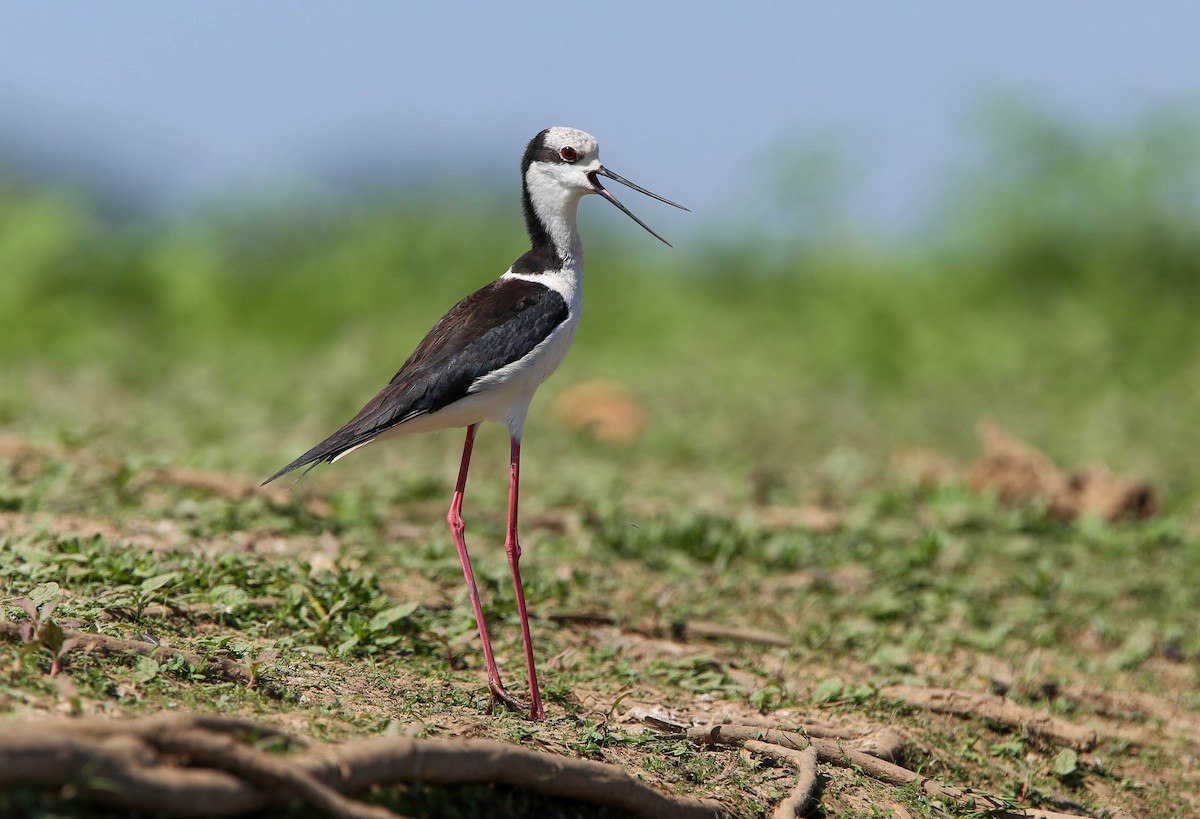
xmin=1 ymin=3 xmax=1197 ymax=230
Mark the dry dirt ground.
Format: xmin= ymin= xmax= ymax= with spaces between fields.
xmin=1 ymin=436 xmax=1199 ymax=818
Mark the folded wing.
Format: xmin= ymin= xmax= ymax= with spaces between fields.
xmin=263 ymin=277 xmax=568 ymax=484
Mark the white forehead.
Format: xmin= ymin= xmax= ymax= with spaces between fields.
xmin=543 ymin=127 xmax=598 ymax=157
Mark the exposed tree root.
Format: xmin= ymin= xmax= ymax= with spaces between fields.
xmin=881 ymin=685 xmax=1098 ymax=751
xmin=546 ymin=610 xmax=791 ymax=648
xmin=303 ymin=733 xmax=723 ymax=818
xmin=744 ymin=741 xmax=819 ymax=818
xmin=684 ymin=723 xmax=1108 ymax=819
xmin=544 ymin=610 xmax=615 ymax=627
xmin=0 ymin=621 xmax=273 ymax=695
xmin=100 ymin=598 xmax=283 ymax=622
xmin=34 ymin=713 xmax=306 ymax=747
xmin=669 ymin=620 xmax=792 ymax=648
xmin=1050 ymin=684 xmax=1200 ymax=742
xmin=650 ymin=715 xmax=906 ymax=764
xmin=688 ymin=723 xmax=1006 ymax=811
xmin=146 ymin=722 xmax=403 ymax=819
xmin=0 ymin=713 xmax=723 ymax=819
xmin=709 ymin=713 xmax=865 ymax=740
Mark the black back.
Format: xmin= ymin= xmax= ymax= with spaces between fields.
xmin=263 ymin=277 xmax=568 ymax=484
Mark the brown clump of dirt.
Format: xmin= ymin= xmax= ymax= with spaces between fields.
xmin=898 ymin=421 xmax=1158 ymax=522
xmin=551 ymin=379 xmax=646 ymax=443
xmin=969 ymin=421 xmax=1157 ymax=521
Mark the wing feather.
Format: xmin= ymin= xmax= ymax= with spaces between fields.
xmin=263 ymin=277 xmax=568 ymax=484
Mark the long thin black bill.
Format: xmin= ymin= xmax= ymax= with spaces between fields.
xmin=588 ymin=167 xmax=689 ymax=247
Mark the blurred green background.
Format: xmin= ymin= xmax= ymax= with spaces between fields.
xmin=3 ymin=101 xmax=1198 ymax=510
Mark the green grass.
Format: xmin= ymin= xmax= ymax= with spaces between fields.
xmin=2 ymin=103 xmax=1200 ymax=816
xmin=3 ymin=434 xmax=1198 ymax=816
xmin=3 ymin=105 xmax=1200 ymax=495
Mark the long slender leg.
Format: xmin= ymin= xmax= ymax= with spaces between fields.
xmin=505 ymin=435 xmax=546 ymax=720
xmin=447 ymin=424 xmax=524 ymax=715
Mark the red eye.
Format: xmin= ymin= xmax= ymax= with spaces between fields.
xmin=560 ymin=146 xmax=577 ymax=162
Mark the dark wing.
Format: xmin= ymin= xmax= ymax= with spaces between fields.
xmin=263 ymin=277 xmax=568 ymax=484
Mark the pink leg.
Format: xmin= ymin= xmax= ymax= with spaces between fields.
xmin=505 ymin=435 xmax=546 ymax=720
xmin=447 ymin=424 xmax=524 ymax=715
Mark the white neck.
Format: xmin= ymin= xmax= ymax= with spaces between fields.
xmin=524 ymin=167 xmax=588 ymax=268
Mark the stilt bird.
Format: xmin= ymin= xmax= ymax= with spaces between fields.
xmin=264 ymin=127 xmax=686 ymax=719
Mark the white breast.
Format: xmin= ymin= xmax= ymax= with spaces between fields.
xmin=464 ymin=265 xmax=583 ymax=436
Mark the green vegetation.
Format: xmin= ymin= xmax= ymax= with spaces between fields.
xmin=3 ymin=103 xmax=1199 ymax=498
xmin=2 ymin=103 xmax=1198 ymax=816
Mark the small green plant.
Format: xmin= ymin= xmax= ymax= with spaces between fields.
xmin=100 ymin=571 xmax=182 ymax=619
xmin=243 ymin=648 xmax=280 ymax=689
xmin=11 ymin=596 xmax=82 ymax=676
xmin=1052 ymin=748 xmax=1081 ymax=781
xmin=131 ymin=655 xmax=161 ymax=685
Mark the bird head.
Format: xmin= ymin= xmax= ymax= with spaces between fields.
xmin=522 ymin=126 xmax=688 ymax=246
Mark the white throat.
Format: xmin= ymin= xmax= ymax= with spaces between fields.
xmin=524 ymin=169 xmax=588 ymax=267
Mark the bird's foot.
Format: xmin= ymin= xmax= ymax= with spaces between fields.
xmin=487 ymin=682 xmax=545 ymax=720
xmin=487 ymin=682 xmax=529 ymax=716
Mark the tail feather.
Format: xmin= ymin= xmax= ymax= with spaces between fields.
xmin=262 ymin=429 xmax=374 ymax=486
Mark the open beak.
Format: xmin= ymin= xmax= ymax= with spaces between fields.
xmin=587 ymin=166 xmax=689 ymax=247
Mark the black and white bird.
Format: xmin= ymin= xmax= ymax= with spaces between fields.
xmin=264 ymin=127 xmax=686 ymax=720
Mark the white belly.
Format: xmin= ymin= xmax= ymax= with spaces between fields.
xmin=464 ymin=307 xmax=581 ymax=434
